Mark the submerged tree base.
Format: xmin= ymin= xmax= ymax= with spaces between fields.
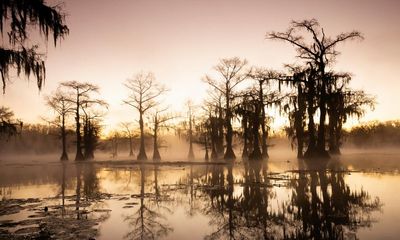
xmin=60 ymin=153 xmax=68 ymax=161
xmin=303 ymin=149 xmax=330 ymax=159
xmin=249 ymin=149 xmax=263 ymax=161
xmin=75 ymin=151 xmax=85 ymax=161
xmin=329 ymin=148 xmax=341 ymax=155
xmin=224 ymin=148 xmax=236 ymax=160
xmin=137 ymin=151 xmax=148 ymax=161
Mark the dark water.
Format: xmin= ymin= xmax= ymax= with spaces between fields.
xmin=0 ymin=154 xmax=399 ymax=239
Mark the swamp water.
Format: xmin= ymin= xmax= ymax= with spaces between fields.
xmin=0 ymin=152 xmax=399 ymax=239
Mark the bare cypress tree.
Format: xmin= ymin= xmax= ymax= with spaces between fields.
xmin=45 ymin=89 xmax=74 ymax=161
xmin=121 ymin=122 xmax=136 ymax=157
xmin=186 ymin=100 xmax=195 ymax=160
xmin=110 ymin=131 xmax=119 ymax=158
xmin=204 ymin=57 xmax=248 ymax=160
xmin=60 ymin=81 xmax=104 ymax=161
xmin=124 ymin=72 xmax=167 ymax=161
xmin=149 ymin=108 xmax=174 ymax=161
xmin=0 ymin=0 xmax=68 ymax=93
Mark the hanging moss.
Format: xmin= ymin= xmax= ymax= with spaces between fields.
xmin=0 ymin=0 xmax=68 ymax=92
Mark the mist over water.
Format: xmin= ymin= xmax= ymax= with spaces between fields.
xmin=1 ymin=146 xmax=400 ymax=239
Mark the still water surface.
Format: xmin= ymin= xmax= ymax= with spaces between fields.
xmin=0 ymin=154 xmax=399 ymax=239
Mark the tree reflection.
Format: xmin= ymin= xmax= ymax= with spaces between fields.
xmin=59 ymin=162 xmax=67 ymax=216
xmin=82 ymin=163 xmax=100 ymax=200
xmin=124 ymin=165 xmax=172 ymax=240
xmin=74 ymin=163 xmax=102 ymax=220
xmin=195 ymin=160 xmax=381 ymax=240
xmin=239 ymin=161 xmax=283 ymax=239
xmin=201 ymin=162 xmax=283 ymax=240
xmin=57 ymin=160 xmax=382 ymax=239
xmin=75 ymin=164 xmax=82 ymax=219
xmin=202 ymin=164 xmax=249 ymax=239
xmin=284 ymin=160 xmax=381 ymax=239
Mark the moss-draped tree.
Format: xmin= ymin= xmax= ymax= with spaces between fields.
xmin=268 ymin=19 xmax=363 ymax=158
xmin=0 ymin=0 xmax=68 ymax=93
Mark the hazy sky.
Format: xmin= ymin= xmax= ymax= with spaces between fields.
xmin=1 ymin=0 xmax=399 ymax=134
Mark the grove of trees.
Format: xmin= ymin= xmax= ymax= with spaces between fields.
xmin=1 ymin=17 xmax=377 ymax=162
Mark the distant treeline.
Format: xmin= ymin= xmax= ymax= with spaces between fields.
xmin=345 ymin=121 xmax=400 ymax=148
xmin=0 ymin=124 xmax=68 ymax=155
xmin=0 ymin=122 xmax=140 ymax=156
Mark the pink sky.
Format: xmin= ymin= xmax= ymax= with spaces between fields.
xmin=1 ymin=0 xmax=399 ymax=134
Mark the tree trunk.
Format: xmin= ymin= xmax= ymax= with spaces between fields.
xmin=304 ymin=80 xmax=317 ymax=158
xmin=129 ymin=136 xmax=134 ymax=156
xmin=210 ymin=144 xmax=218 ymax=161
xmin=75 ymin=96 xmax=84 ymax=161
xmin=210 ymin=118 xmax=218 ymax=161
xmin=295 ymin=85 xmax=306 ymax=159
xmin=60 ymin=114 xmax=68 ymax=161
xmin=294 ymin=110 xmax=304 ymax=159
xmin=328 ymin=94 xmax=342 ymax=155
xmin=112 ymin=136 xmax=118 ymax=158
xmin=188 ymin=113 xmax=195 ymax=160
xmin=334 ymin=121 xmax=342 ymax=154
xmin=316 ymin=63 xmax=329 ymax=158
xmin=137 ymin=111 xmax=147 ymax=161
xmin=224 ymin=116 xmax=235 ymax=159
xmin=83 ymin=118 xmax=95 ymax=160
xmin=152 ymin=122 xmax=161 ymax=161
xmin=317 ymin=83 xmax=328 ymax=154
xmin=259 ymin=80 xmax=269 ymax=159
xmin=250 ymin=104 xmax=262 ymax=160
xmin=204 ymin=135 xmax=209 ymax=161
xmin=209 ymin=117 xmax=218 ymax=161
xmin=217 ymin=105 xmax=224 ymax=156
xmin=224 ymin=90 xmax=236 ymax=160
xmin=242 ymin=115 xmax=249 ymax=160
xmin=328 ymin=113 xmax=336 ymax=153
xmin=329 ymin=113 xmax=341 ymax=155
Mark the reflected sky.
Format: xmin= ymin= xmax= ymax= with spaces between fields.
xmin=1 ymin=156 xmax=399 ymax=239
